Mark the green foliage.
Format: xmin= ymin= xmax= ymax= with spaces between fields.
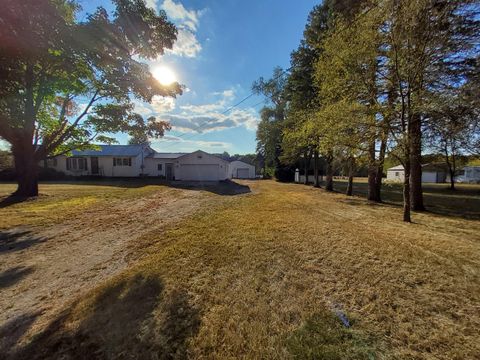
xmin=0 ymin=0 xmax=182 ymax=159
xmin=0 ymin=150 xmax=13 ymax=170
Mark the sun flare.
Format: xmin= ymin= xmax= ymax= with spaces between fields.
xmin=152 ymin=66 xmax=177 ymax=86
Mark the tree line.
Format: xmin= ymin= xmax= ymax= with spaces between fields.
xmin=254 ymin=0 xmax=480 ymax=222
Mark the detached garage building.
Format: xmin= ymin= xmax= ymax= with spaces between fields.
xmin=174 ymin=150 xmax=229 ymax=181
xmin=229 ymin=160 xmax=256 ymax=179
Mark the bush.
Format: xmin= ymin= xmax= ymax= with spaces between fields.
xmin=0 ymin=167 xmax=68 ymax=181
xmin=275 ymin=166 xmax=296 ymax=182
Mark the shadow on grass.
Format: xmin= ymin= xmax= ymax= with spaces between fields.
xmin=0 ymin=179 xmax=250 ymax=208
xmin=0 ymin=195 xmax=30 ymax=209
xmin=286 ymin=311 xmax=379 ymax=360
xmin=12 ymin=274 xmax=201 ymax=360
xmin=0 ymin=266 xmax=34 ymax=289
xmin=0 ymin=311 xmax=42 ymax=357
xmin=170 ymin=180 xmax=251 ymax=196
xmin=0 ymin=230 xmax=47 ymax=255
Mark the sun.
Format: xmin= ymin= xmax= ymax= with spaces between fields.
xmin=152 ymin=66 xmax=177 ymax=86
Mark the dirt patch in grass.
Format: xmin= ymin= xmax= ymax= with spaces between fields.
xmin=4 ymin=180 xmax=480 ymax=359
xmin=0 ymin=181 xmax=248 ymax=356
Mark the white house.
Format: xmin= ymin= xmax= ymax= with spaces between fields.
xmin=386 ymin=163 xmax=447 ymax=183
xmin=45 ymin=145 xmax=231 ymax=181
xmin=463 ymin=166 xmax=480 ymax=183
xmin=229 ymin=160 xmax=256 ymax=179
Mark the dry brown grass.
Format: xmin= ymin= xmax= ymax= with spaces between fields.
xmin=6 ymin=180 xmax=480 ymax=359
xmin=0 ymin=181 xmax=170 ymax=229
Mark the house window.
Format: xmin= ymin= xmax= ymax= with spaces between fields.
xmin=395 ymin=172 xmax=399 ymax=176
xmin=67 ymin=157 xmax=87 ymax=171
xmin=197 ymin=154 xmax=202 ymax=159
xmin=113 ymin=158 xmax=132 ymax=166
xmin=157 ymin=164 xmax=163 ymax=171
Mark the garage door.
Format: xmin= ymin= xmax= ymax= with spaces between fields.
xmin=237 ymin=168 xmax=250 ymax=179
xmin=180 ymin=164 xmax=220 ymax=181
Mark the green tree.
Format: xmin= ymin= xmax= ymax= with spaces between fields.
xmin=384 ymin=0 xmax=479 ymax=220
xmin=253 ymin=67 xmax=288 ymax=178
xmin=0 ymin=0 xmax=182 ymax=197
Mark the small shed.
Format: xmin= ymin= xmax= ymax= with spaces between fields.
xmin=229 ymin=160 xmax=256 ymax=179
xmin=386 ymin=163 xmax=447 ymax=183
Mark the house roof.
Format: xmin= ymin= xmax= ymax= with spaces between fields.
xmin=176 ymin=150 xmax=229 ymax=162
xmin=387 ymin=165 xmax=405 ymax=171
xmin=72 ymin=145 xmax=145 ymax=157
xmin=149 ymin=152 xmax=186 ymax=159
xmin=230 ymin=160 xmax=255 ymax=167
xmin=387 ymin=163 xmax=448 ymax=172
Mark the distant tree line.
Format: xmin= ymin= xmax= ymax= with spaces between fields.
xmin=254 ymin=0 xmax=480 ymax=221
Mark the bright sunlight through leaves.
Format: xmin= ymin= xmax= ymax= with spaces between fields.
xmin=152 ymin=66 xmax=177 ymax=86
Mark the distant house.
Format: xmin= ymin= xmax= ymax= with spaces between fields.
xmin=228 ymin=160 xmax=256 ymax=179
xmin=463 ymin=166 xmax=480 ymax=183
xmin=45 ymin=145 xmax=232 ymax=181
xmin=386 ymin=163 xmax=447 ymax=183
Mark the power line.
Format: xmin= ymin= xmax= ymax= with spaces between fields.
xmin=159 ymin=68 xmax=290 ymax=150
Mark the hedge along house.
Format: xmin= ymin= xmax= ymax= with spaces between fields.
xmin=45 ymin=145 xmax=230 ymax=181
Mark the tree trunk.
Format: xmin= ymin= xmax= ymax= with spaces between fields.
xmin=449 ymin=170 xmax=455 ymax=190
xmin=409 ymin=113 xmax=424 ymax=210
xmin=346 ymin=158 xmax=354 ymax=196
xmin=374 ymin=136 xmax=387 ymax=202
xmin=403 ymin=159 xmax=411 ymax=222
xmin=367 ymin=139 xmax=377 ymax=201
xmin=12 ymin=141 xmax=39 ymax=197
xmin=303 ymin=150 xmax=309 ymax=185
xmin=313 ymin=150 xmax=320 ymax=188
xmin=325 ymin=154 xmax=333 ymax=191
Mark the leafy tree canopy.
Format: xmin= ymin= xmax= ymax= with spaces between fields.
xmin=0 ymin=0 xmax=183 ymax=196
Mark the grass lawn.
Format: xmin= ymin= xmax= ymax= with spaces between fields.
xmin=0 ymin=179 xmax=204 ymax=229
xmin=329 ymin=178 xmax=480 ymax=220
xmin=2 ymin=180 xmax=480 ymax=359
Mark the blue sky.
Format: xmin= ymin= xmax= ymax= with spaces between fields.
xmin=1 ymin=0 xmax=317 ymax=154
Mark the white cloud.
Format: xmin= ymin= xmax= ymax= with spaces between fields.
xmin=161 ymin=0 xmax=201 ymax=31
xmin=144 ymin=0 xmax=158 ymax=10
xmin=133 ymin=101 xmax=154 ymax=117
xmin=133 ymin=96 xmax=176 ymax=118
xmin=159 ymin=106 xmax=259 ymax=134
xmin=155 ymin=0 xmax=204 ymax=58
xmin=152 ymin=137 xmax=232 ymax=152
xmin=151 ymin=96 xmax=176 ymax=113
xmin=213 ymin=89 xmax=235 ymax=100
xmin=156 ymin=88 xmax=259 ymax=133
xmin=167 ymin=27 xmax=202 ymax=58
xmin=137 ymin=87 xmax=259 ymax=134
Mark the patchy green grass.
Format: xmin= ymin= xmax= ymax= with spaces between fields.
xmin=329 ymin=179 xmax=480 ymax=219
xmin=10 ymin=180 xmax=480 ymax=359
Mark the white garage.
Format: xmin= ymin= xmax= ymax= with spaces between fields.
xmin=178 ymin=164 xmax=220 ymax=181
xmin=175 ymin=150 xmax=229 ymax=181
xmin=229 ymin=160 xmax=256 ymax=179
